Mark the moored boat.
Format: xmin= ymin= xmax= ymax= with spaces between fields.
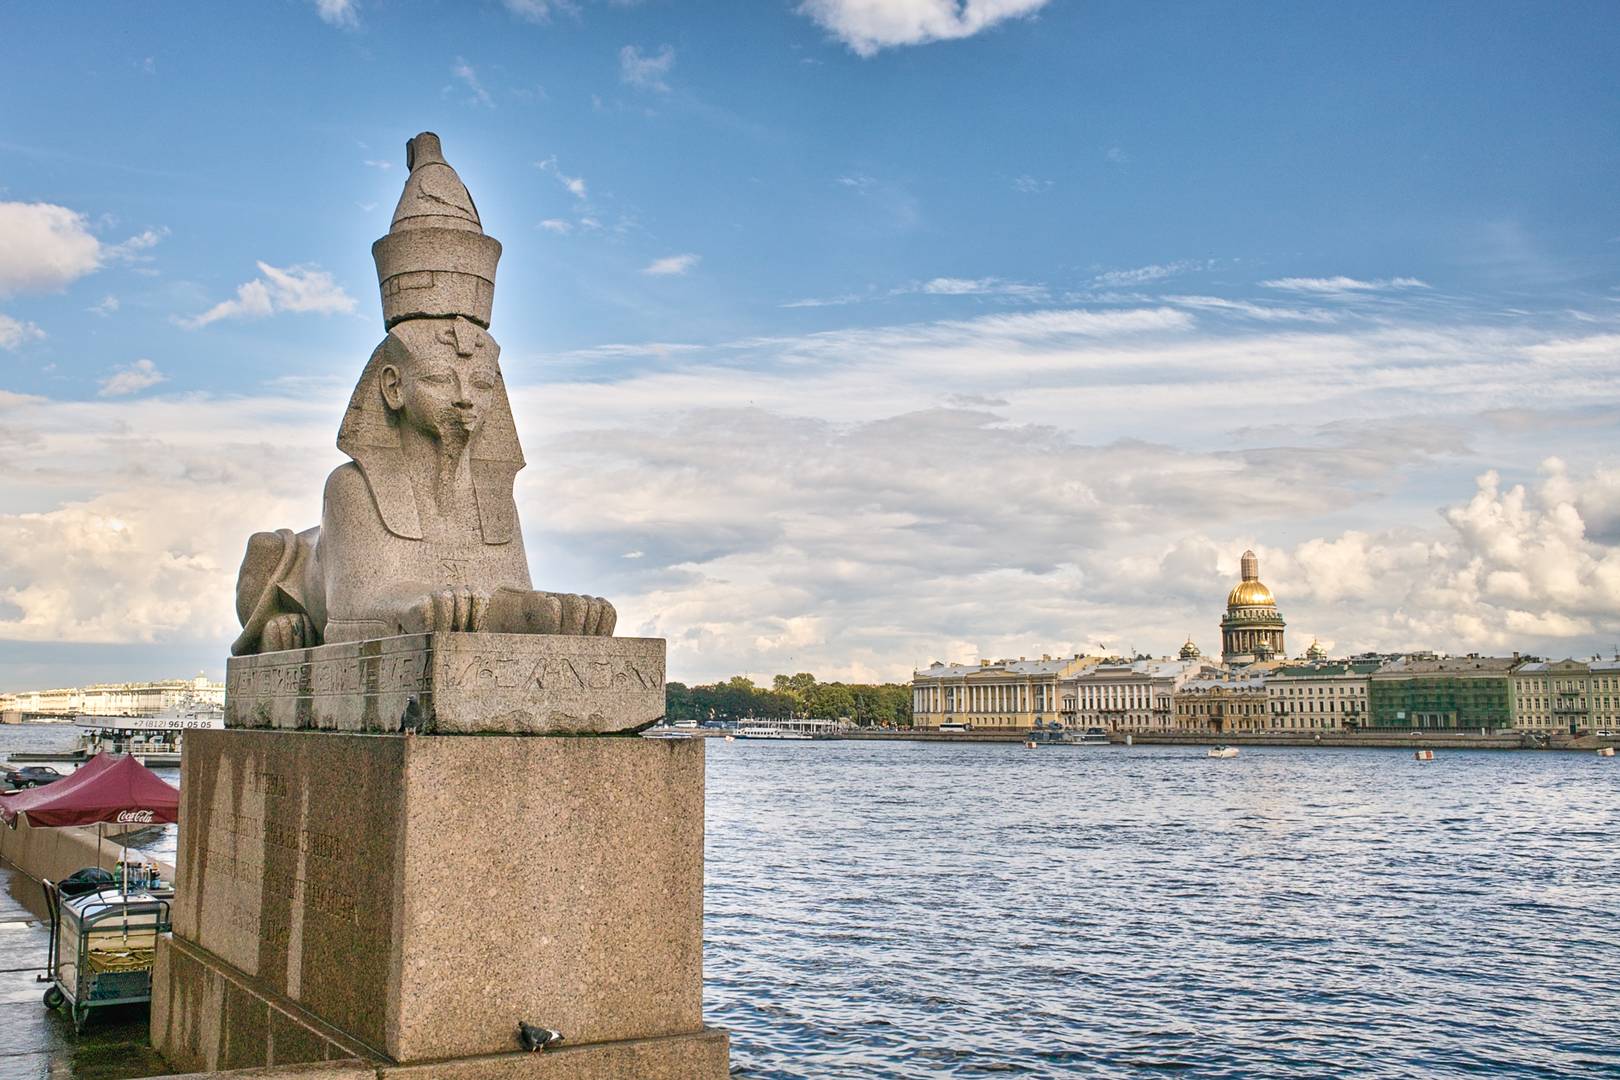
xmin=1207 ymin=745 xmax=1239 ymax=758
xmin=1414 ymin=749 xmax=1435 ymax=761
xmin=6 ymin=697 xmax=222 ymax=769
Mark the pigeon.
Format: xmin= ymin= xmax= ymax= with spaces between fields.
xmin=518 ymin=1022 xmax=564 ymax=1052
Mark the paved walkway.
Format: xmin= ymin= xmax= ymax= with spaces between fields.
xmin=0 ymin=861 xmax=172 ymax=1080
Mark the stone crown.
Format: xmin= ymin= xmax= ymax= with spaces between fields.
xmin=371 ymin=132 xmax=502 ymax=330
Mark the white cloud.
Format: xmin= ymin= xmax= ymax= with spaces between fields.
xmin=1092 ymin=260 xmax=1206 ymax=287
xmin=504 ymin=0 xmax=579 ymax=20
xmin=88 ymin=295 xmax=119 ymax=317
xmin=7 ymin=299 xmax=1620 ymax=682
xmin=363 ymin=159 xmax=392 ymax=171
xmin=0 ymin=204 xmax=165 ymax=296
xmin=1011 ymin=174 xmax=1052 ymax=193
xmin=312 ymin=0 xmax=358 ymax=27
xmin=539 ymin=218 xmax=573 ymax=234
xmin=180 ymin=262 xmax=356 ymax=329
xmin=798 ymin=0 xmax=1051 ymax=57
xmin=0 ymin=313 xmax=46 ymax=350
xmin=643 ymin=254 xmax=700 ymax=276
xmin=98 ymin=358 xmax=167 ymax=397
xmin=0 ymin=202 xmax=104 ymax=294
xmin=1262 ymin=275 xmax=1431 ymax=296
xmin=1104 ymin=145 xmax=1130 ymax=165
xmin=451 ymin=57 xmax=493 ymax=108
xmin=619 ymin=44 xmax=675 ymax=92
xmin=1163 ymin=295 xmax=1338 ymax=324
xmin=536 ymin=156 xmax=588 ymax=199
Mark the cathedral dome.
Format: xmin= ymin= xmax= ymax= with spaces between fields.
xmin=1226 ymin=579 xmax=1276 ymax=608
xmin=1226 ymin=549 xmax=1275 ymax=608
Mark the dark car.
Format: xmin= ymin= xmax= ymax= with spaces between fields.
xmin=7 ymin=766 xmax=64 ymax=789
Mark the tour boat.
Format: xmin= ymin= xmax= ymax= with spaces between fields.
xmin=1058 ymin=728 xmax=1111 ymax=746
xmin=1414 ymin=749 xmax=1435 ymax=761
xmin=640 ymin=727 xmax=692 ymax=740
xmin=7 ymin=697 xmax=223 ymax=769
xmin=1207 ymin=745 xmax=1239 ymax=759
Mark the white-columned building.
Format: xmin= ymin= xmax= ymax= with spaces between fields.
xmin=0 ymin=674 xmax=224 ymax=718
xmin=912 ymin=655 xmax=1100 ymax=730
xmin=1068 ymin=657 xmax=1222 ymax=733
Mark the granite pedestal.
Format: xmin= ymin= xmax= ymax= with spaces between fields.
xmin=152 ymin=634 xmax=727 ymax=1077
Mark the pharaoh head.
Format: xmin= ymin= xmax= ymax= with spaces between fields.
xmin=334 ymin=133 xmax=524 ymax=543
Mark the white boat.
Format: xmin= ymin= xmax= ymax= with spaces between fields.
xmin=7 ymin=696 xmax=223 ymax=768
xmin=1414 ymin=749 xmax=1435 ymax=762
xmin=1056 ymin=728 xmax=1110 ymax=746
xmin=732 ymin=723 xmax=813 ymax=741
xmin=1207 ymin=745 xmax=1239 ymax=759
xmin=1598 ymin=746 xmax=1615 ymax=758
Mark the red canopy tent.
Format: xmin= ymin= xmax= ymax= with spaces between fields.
xmin=0 ymin=753 xmax=179 ymax=828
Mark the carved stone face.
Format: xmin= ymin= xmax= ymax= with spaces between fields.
xmin=379 ymin=318 xmax=501 ymax=443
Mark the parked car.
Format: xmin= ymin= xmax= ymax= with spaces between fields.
xmin=8 ymin=765 xmax=64 ymax=788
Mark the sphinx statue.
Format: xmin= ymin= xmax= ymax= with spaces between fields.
xmin=231 ymin=132 xmax=614 ymax=656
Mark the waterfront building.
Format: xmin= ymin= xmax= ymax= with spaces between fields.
xmin=1220 ymin=550 xmax=1286 ymax=665
xmin=0 ymin=674 xmax=224 ymax=718
xmin=1510 ymin=658 xmax=1620 ymax=733
xmin=1173 ymin=674 xmax=1270 ymax=733
xmin=1367 ymin=656 xmax=1515 ymax=731
xmin=1266 ymin=660 xmax=1379 ymax=731
xmin=1069 ymin=656 xmax=1222 ymax=733
xmin=911 ymin=654 xmax=1099 ymax=731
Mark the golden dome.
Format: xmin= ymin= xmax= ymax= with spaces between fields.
xmin=1226 ymin=550 xmax=1275 ymax=608
xmin=1227 ymin=579 xmax=1276 ymax=608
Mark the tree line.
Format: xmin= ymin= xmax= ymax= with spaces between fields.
xmin=665 ymin=673 xmax=913 ymax=727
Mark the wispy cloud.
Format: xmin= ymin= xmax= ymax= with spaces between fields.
xmin=98 ymin=358 xmax=166 ymax=397
xmin=643 ymin=253 xmax=700 ymax=276
xmin=619 ymin=44 xmax=675 ymax=93
xmin=362 ymin=158 xmax=392 ymax=171
xmin=1092 ymin=260 xmax=1207 ymax=287
xmin=1163 ymin=295 xmax=1339 ymax=324
xmin=503 ymin=0 xmax=578 ymax=21
xmin=539 ymin=218 xmax=573 ymax=234
xmin=0 ymin=313 xmax=46 ymax=350
xmin=88 ymin=295 xmax=119 ymax=317
xmin=1262 ymin=275 xmax=1431 ymax=295
xmin=1012 ymin=174 xmax=1052 ymax=193
xmin=451 ymin=57 xmax=494 ymax=108
xmin=311 ymin=0 xmax=358 ymax=28
xmin=799 ymin=0 xmax=1052 ymax=57
xmin=536 ymin=156 xmax=588 ymax=199
xmin=1104 ymin=145 xmax=1130 ymax=165
xmin=179 ymin=262 xmax=356 ymax=329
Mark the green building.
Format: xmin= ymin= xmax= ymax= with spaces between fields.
xmin=1367 ymin=656 xmax=1516 ymax=730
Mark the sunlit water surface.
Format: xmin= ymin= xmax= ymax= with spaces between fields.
xmin=3 ymin=726 xmax=1616 ymax=1077
xmin=704 ymin=739 xmax=1620 ymax=1079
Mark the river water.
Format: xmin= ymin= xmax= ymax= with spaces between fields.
xmin=705 ymin=739 xmax=1620 ymax=1079
xmin=2 ymin=725 xmax=1616 ymax=1077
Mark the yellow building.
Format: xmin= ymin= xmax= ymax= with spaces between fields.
xmin=1173 ymin=674 xmax=1270 ymax=733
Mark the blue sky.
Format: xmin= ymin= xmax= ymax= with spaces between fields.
xmin=2 ymin=1 xmax=1620 ymax=688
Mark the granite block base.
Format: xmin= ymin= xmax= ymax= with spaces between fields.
xmin=225 ymin=632 xmax=666 ymax=735
xmin=155 ymin=727 xmax=713 ymax=1066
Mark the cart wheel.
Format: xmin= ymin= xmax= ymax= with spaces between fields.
xmin=72 ymin=1002 xmax=89 ymax=1033
xmin=42 ymin=985 xmax=63 ymax=1009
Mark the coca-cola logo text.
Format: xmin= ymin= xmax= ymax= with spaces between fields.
xmin=116 ymin=809 xmax=156 ymax=824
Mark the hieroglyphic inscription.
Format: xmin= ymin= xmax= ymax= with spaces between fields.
xmin=228 ymin=647 xmax=429 ymax=700
xmin=440 ymin=653 xmax=664 ymax=692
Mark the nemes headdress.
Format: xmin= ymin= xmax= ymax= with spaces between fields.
xmin=337 ymin=133 xmax=523 ymax=545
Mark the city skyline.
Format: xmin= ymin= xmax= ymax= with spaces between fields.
xmin=3 ymin=2 xmax=1620 ymax=688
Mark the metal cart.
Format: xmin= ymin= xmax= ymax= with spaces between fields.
xmin=40 ymin=879 xmax=171 ymax=1032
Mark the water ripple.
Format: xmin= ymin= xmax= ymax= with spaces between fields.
xmin=704 ymin=742 xmax=1620 ymax=1079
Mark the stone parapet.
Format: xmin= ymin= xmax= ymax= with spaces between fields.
xmin=224 ymin=633 xmax=665 ymax=735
